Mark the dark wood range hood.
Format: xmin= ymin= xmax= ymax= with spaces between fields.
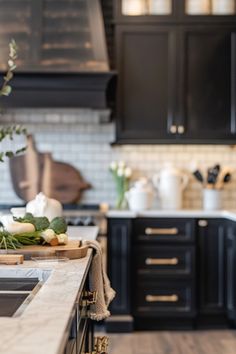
xmin=0 ymin=0 xmax=116 ymax=109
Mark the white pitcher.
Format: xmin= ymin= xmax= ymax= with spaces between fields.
xmin=153 ymin=166 xmax=189 ymax=210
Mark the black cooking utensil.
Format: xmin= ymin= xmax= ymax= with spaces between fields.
xmin=193 ymin=169 xmax=204 ymax=183
xmin=207 ymin=164 xmax=221 ymax=184
xmin=223 ymin=173 xmax=231 ymax=183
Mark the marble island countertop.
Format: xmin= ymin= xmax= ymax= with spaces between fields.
xmin=0 ymin=226 xmax=99 ymax=354
xmin=107 ymin=209 xmax=236 ymax=222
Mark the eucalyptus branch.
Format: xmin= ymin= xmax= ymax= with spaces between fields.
xmin=0 ymin=40 xmax=28 ymax=162
xmin=0 ymin=39 xmax=17 ymax=97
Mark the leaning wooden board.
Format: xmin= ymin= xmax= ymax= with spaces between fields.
xmin=0 ymin=240 xmax=88 ymax=260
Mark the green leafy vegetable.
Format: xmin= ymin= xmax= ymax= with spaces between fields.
xmin=13 ymin=231 xmax=42 ymax=246
xmin=33 ymin=217 xmax=50 ymax=231
xmin=49 ymin=217 xmax=67 ymax=235
xmin=13 ymin=213 xmax=50 ymax=232
xmin=14 ymin=212 xmax=35 ymax=224
xmin=0 ymin=230 xmax=22 ymax=250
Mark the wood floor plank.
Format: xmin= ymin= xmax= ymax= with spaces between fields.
xmin=108 ymin=330 xmax=236 ymax=354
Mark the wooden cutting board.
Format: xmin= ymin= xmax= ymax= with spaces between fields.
xmin=0 ymin=240 xmax=88 ymax=260
xmin=9 ymin=135 xmax=91 ymax=203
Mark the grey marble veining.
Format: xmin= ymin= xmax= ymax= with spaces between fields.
xmin=0 ymin=226 xmax=98 ymax=354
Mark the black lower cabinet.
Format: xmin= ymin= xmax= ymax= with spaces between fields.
xmin=226 ymin=222 xmax=236 ymax=327
xmin=106 ymin=218 xmax=133 ymax=332
xmin=197 ymin=219 xmax=227 ymax=327
xmin=107 ymin=217 xmax=236 ymax=332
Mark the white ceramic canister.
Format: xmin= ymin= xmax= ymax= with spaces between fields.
xmin=212 ymin=0 xmax=235 ymax=14
xmin=148 ymin=0 xmax=172 ymax=14
xmin=125 ymin=179 xmax=153 ymax=211
xmin=186 ymin=0 xmax=211 ymax=14
xmin=153 ymin=166 xmax=189 ymax=210
xmin=202 ymin=189 xmax=222 ymax=210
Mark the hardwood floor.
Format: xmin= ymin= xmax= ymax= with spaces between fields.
xmin=108 ymin=331 xmax=236 ymax=354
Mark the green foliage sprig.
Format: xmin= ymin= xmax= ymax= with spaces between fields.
xmin=0 ymin=40 xmax=27 ymax=162
xmin=0 ymin=39 xmax=17 ymax=97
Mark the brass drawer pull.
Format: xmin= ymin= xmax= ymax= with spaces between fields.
xmin=146 ymin=294 xmax=179 ymax=302
xmin=94 ymin=336 xmax=109 ymax=354
xmin=82 ymin=336 xmax=108 ymax=354
xmin=145 ymin=227 xmax=178 ymax=235
xmin=81 ymin=290 xmax=98 ymax=306
xmin=145 ymin=257 xmax=179 ymax=265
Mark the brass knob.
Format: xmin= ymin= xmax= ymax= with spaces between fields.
xmin=198 ymin=220 xmax=208 ymax=227
xmin=177 ymin=125 xmax=185 ymax=134
xmin=170 ymin=125 xmax=177 ymax=134
xmin=81 ymin=290 xmax=98 ymax=306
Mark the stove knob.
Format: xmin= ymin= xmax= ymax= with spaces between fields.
xmin=67 ymin=219 xmax=75 ymax=226
xmin=84 ymin=217 xmax=95 ymax=226
xmin=75 ymin=218 xmax=85 ymax=226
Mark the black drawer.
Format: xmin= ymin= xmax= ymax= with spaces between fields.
xmin=134 ymin=280 xmax=195 ymax=317
xmin=135 ymin=245 xmax=195 ymax=278
xmin=134 ymin=218 xmax=195 ymax=243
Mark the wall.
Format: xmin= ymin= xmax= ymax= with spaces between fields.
xmin=1 ymin=108 xmax=236 ymax=209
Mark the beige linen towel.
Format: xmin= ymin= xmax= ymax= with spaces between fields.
xmin=83 ymin=239 xmax=116 ymax=321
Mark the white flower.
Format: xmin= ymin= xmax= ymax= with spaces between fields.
xmin=124 ymin=167 xmax=132 ymax=178
xmin=118 ymin=161 xmax=125 ymax=169
xmin=117 ymin=167 xmax=124 ymax=177
xmin=110 ymin=161 xmax=118 ymax=171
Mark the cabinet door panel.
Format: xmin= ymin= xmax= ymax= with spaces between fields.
xmin=226 ymin=223 xmax=236 ymax=324
xmin=116 ymin=26 xmax=177 ymax=142
xmin=179 ymin=27 xmax=236 ymax=140
xmin=198 ymin=219 xmax=226 ymax=315
xmin=107 ymin=218 xmax=132 ymax=314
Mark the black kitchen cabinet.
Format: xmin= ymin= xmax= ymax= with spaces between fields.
xmin=197 ymin=219 xmax=226 ymax=324
xmin=115 ymin=25 xmax=177 ymax=142
xmin=114 ymin=0 xmax=236 ymax=144
xmin=107 ymin=216 xmax=232 ymax=331
xmin=226 ymin=221 xmax=236 ymax=327
xmin=106 ymin=218 xmax=133 ymax=332
xmin=178 ymin=27 xmax=236 ymax=142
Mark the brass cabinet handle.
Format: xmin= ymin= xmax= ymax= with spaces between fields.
xmin=177 ymin=125 xmax=185 ymax=134
xmin=170 ymin=125 xmax=177 ymax=134
xmin=145 ymin=257 xmax=179 ymax=265
xmin=198 ymin=220 xmax=208 ymax=227
xmin=146 ymin=294 xmax=179 ymax=302
xmin=145 ymin=227 xmax=178 ymax=235
xmin=81 ymin=290 xmax=98 ymax=307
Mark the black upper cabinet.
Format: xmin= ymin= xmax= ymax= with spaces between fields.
xmin=116 ymin=26 xmax=177 ymax=142
xmin=114 ymin=0 xmax=236 ymax=144
xmin=178 ymin=26 xmax=236 ymax=142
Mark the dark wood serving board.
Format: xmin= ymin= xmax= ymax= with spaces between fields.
xmin=0 ymin=240 xmax=88 ymax=260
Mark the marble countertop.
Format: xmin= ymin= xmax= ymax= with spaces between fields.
xmin=107 ymin=209 xmax=236 ymax=222
xmin=0 ymin=226 xmax=99 ymax=354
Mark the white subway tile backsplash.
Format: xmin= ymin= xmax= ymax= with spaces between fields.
xmin=1 ymin=108 xmax=236 ymax=208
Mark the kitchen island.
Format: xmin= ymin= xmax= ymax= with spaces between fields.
xmin=0 ymin=226 xmax=98 ymax=354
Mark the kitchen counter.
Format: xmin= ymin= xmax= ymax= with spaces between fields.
xmin=107 ymin=209 xmax=236 ymax=222
xmin=0 ymin=226 xmax=99 ymax=354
